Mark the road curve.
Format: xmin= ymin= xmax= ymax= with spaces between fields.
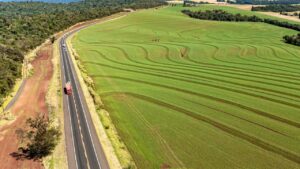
xmin=60 ymin=30 xmax=110 ymax=169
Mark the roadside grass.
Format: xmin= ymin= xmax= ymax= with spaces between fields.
xmin=66 ymin=14 xmax=131 ymax=168
xmin=43 ymin=39 xmax=68 ymax=169
xmin=0 ymin=111 xmax=15 ymax=126
xmin=72 ymin=5 xmax=300 ymax=169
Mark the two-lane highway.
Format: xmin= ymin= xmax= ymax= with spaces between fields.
xmin=60 ymin=33 xmax=110 ymax=169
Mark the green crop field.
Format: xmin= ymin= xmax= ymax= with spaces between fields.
xmin=72 ymin=5 xmax=300 ymax=169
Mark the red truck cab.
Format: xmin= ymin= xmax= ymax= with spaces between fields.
xmin=64 ymin=81 xmax=72 ymax=95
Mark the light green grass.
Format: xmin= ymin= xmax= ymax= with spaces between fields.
xmin=72 ymin=5 xmax=300 ymax=169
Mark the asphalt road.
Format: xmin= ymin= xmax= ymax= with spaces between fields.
xmin=4 ymin=79 xmax=26 ymax=112
xmin=60 ymin=34 xmax=110 ymax=169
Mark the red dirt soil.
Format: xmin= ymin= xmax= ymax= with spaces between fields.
xmin=0 ymin=43 xmax=53 ymax=169
xmin=0 ymin=13 xmax=127 ymax=169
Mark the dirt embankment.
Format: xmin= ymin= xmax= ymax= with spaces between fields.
xmin=0 ymin=42 xmax=53 ymax=169
xmin=0 ymin=11 xmax=132 ymax=169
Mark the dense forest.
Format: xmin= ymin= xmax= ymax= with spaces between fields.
xmin=0 ymin=0 xmax=165 ymax=107
xmin=251 ymin=4 xmax=300 ymax=12
xmin=182 ymin=9 xmax=300 ymax=46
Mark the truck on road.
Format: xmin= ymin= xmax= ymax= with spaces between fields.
xmin=64 ymin=81 xmax=72 ymax=95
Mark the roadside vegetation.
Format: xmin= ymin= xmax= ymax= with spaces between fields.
xmin=72 ymin=5 xmax=300 ymax=169
xmin=43 ymin=37 xmax=67 ymax=169
xmin=15 ymin=115 xmax=61 ymax=159
xmin=67 ymin=27 xmax=134 ymax=168
xmin=0 ymin=0 xmax=165 ymax=109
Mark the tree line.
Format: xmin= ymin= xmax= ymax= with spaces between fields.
xmin=251 ymin=4 xmax=300 ymax=13
xmin=182 ymin=9 xmax=300 ymax=46
xmin=182 ymin=9 xmax=263 ymax=22
xmin=0 ymin=0 xmax=165 ymax=107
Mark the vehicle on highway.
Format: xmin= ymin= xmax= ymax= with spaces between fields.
xmin=64 ymin=81 xmax=72 ymax=95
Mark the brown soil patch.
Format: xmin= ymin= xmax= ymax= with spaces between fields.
xmin=257 ymin=11 xmax=300 ymax=23
xmin=160 ymin=163 xmax=171 ymax=169
xmin=0 ymin=43 xmax=53 ymax=169
xmin=225 ymin=4 xmax=258 ymax=11
xmin=0 ymin=11 xmax=129 ymax=169
xmin=225 ymin=4 xmax=300 ymax=23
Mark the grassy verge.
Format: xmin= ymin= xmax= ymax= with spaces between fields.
xmin=0 ymin=111 xmax=15 ymax=126
xmin=66 ymin=12 xmax=136 ymax=169
xmin=43 ymin=39 xmax=68 ymax=169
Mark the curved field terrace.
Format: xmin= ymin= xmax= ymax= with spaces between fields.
xmin=72 ymin=5 xmax=300 ymax=169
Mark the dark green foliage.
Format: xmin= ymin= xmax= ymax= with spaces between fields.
xmin=50 ymin=36 xmax=56 ymax=44
xmin=182 ymin=9 xmax=300 ymax=46
xmin=251 ymin=4 xmax=300 ymax=12
xmin=283 ymin=33 xmax=300 ymax=46
xmin=0 ymin=45 xmax=23 ymax=104
xmin=182 ymin=9 xmax=263 ymax=22
xmin=263 ymin=18 xmax=300 ymax=31
xmin=16 ymin=115 xmax=61 ymax=159
xmin=0 ymin=0 xmax=165 ymax=107
xmin=181 ymin=9 xmax=300 ymax=31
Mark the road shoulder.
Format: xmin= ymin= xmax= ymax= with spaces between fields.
xmin=65 ymin=12 xmax=131 ymax=169
xmin=43 ymin=37 xmax=68 ymax=169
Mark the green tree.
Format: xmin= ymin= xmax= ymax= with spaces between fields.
xmin=16 ymin=115 xmax=61 ymax=159
xmin=50 ymin=36 xmax=56 ymax=44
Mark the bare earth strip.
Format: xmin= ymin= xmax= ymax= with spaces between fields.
xmin=0 ymin=42 xmax=53 ymax=169
xmin=226 ymin=4 xmax=300 ymax=23
xmin=0 ymin=12 xmax=129 ymax=169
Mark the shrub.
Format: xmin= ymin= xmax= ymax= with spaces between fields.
xmin=16 ymin=115 xmax=61 ymax=159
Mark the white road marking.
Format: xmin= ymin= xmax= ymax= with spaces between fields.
xmin=63 ymin=39 xmax=90 ymax=169
xmin=66 ymin=96 xmax=79 ymax=169
xmin=62 ymin=15 xmax=128 ymax=169
xmin=65 ymin=42 xmax=102 ymax=169
xmin=71 ymin=90 xmax=91 ymax=169
xmin=61 ymin=43 xmax=79 ymax=169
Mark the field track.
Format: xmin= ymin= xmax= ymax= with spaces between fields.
xmin=72 ymin=5 xmax=300 ymax=169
